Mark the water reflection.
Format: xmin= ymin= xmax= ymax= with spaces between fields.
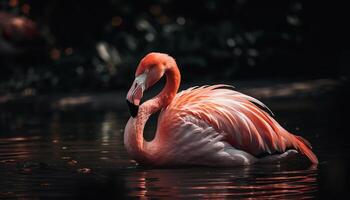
xmin=0 ymin=136 xmax=39 ymax=161
xmin=126 ymin=166 xmax=317 ymax=199
xmin=0 ymin=107 xmax=340 ymax=199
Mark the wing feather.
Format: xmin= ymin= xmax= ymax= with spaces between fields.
xmin=156 ymin=116 xmax=256 ymax=166
xmin=161 ymin=84 xmax=318 ymax=164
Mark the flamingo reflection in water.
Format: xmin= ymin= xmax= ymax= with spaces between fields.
xmin=126 ymin=165 xmax=318 ymax=199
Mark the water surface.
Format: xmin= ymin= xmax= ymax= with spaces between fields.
xmin=0 ymin=92 xmax=348 ymax=199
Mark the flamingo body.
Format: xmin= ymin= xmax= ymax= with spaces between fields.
xmin=124 ymin=53 xmax=318 ymax=166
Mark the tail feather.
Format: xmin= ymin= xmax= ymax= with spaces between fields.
xmin=295 ymin=136 xmax=318 ymax=164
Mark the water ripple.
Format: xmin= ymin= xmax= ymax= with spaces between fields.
xmin=0 ymin=110 xmax=321 ymax=199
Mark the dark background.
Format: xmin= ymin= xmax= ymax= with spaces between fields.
xmin=1 ymin=0 xmax=349 ymax=94
xmin=1 ymin=1 xmax=350 ymax=199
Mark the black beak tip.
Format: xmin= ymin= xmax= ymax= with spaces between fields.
xmin=126 ymin=100 xmax=139 ymax=118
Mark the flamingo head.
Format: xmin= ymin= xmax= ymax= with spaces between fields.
xmin=126 ymin=52 xmax=175 ymax=117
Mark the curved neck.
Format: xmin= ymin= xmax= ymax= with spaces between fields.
xmin=145 ymin=65 xmax=181 ymax=114
xmin=124 ymin=65 xmax=181 ymax=164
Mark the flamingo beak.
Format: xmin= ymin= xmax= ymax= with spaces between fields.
xmin=126 ymin=73 xmax=147 ymax=117
xmin=126 ymin=99 xmax=139 ymax=118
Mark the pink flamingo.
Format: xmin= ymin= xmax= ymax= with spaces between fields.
xmin=125 ymin=52 xmax=318 ymax=166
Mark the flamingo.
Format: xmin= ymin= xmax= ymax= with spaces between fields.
xmin=124 ymin=52 xmax=318 ymax=166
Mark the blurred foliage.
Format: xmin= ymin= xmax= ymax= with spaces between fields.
xmin=0 ymin=0 xmax=347 ymax=94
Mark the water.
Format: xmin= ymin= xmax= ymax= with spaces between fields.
xmin=0 ymin=91 xmax=349 ymax=199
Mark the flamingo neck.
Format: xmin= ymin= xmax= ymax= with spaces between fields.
xmin=124 ymin=64 xmax=181 ymax=164
xmin=145 ymin=64 xmax=181 ymax=113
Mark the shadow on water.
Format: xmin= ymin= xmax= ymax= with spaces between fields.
xmin=0 ymin=82 xmax=349 ymax=199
